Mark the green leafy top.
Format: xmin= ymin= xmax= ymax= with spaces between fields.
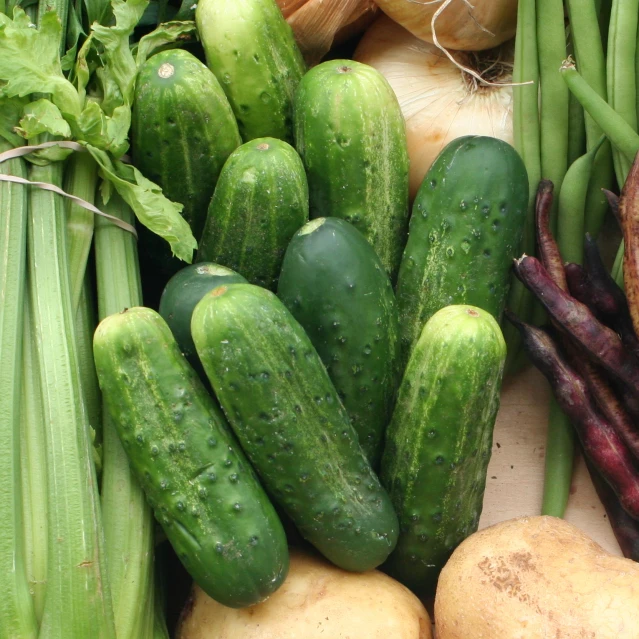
xmin=0 ymin=3 xmax=198 ymax=263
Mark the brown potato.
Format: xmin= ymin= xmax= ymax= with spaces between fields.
xmin=435 ymin=516 xmax=639 ymax=639
xmin=177 ymin=549 xmax=432 ymax=639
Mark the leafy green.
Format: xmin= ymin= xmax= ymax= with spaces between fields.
xmin=87 ymin=146 xmax=196 ymax=262
xmin=0 ymin=0 xmax=198 ymax=263
xmin=0 ymin=94 xmax=28 ymax=146
xmin=0 ymin=10 xmax=83 ymax=118
xmin=17 ymin=99 xmax=72 ymax=139
xmin=134 ymin=19 xmax=197 ymax=65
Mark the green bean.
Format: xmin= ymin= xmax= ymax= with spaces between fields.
xmin=612 ymin=240 xmax=625 ymax=289
xmin=562 ymin=63 xmax=639 ymax=163
xmin=567 ymin=90 xmax=587 ymax=166
xmin=607 ymin=0 xmax=639 ymax=185
xmin=542 ymin=400 xmax=576 ymax=517
xmin=503 ymin=0 xmax=540 ymax=375
xmin=537 ymin=0 xmax=570 ymax=233
xmin=566 ymin=0 xmax=615 ymax=237
xmin=558 ymin=137 xmax=606 ymax=265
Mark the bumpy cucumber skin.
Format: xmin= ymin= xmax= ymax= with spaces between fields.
xmin=191 ymin=284 xmax=399 ymax=572
xmin=158 ymin=263 xmax=247 ymax=376
xmin=277 ymin=217 xmax=400 ymax=467
xmin=197 ymin=138 xmax=309 ymax=290
xmin=381 ymin=305 xmax=506 ymax=597
xmin=293 ymin=59 xmax=410 ymax=281
xmin=93 ymin=307 xmax=289 ymax=608
xmin=196 ymin=0 xmax=306 ymax=143
xmin=132 ymin=49 xmax=241 ymax=240
xmin=395 ymin=136 xmax=528 ymax=362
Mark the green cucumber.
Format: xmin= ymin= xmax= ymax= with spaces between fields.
xmin=197 ymin=138 xmax=309 ymax=290
xmin=196 ymin=0 xmax=306 ymax=143
xmin=395 ymin=136 xmax=529 ymax=362
xmin=293 ymin=59 xmax=410 ymax=280
xmin=132 ymin=48 xmax=241 ymax=284
xmin=93 ymin=307 xmax=289 ymax=609
xmin=277 ymin=217 xmax=400 ymax=467
xmin=159 ymin=263 xmax=247 ymax=376
xmin=381 ymin=305 xmax=506 ymax=597
xmin=191 ymin=284 xmax=399 ymax=572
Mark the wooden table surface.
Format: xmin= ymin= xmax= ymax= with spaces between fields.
xmin=478 ymin=364 xmax=621 ymax=555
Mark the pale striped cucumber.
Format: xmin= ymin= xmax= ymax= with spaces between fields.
xmin=191 ymin=283 xmax=399 ymax=572
xmin=93 ymin=307 xmax=289 ymax=608
xmin=196 ymin=0 xmax=306 ymax=143
xmin=381 ymin=305 xmax=506 ymax=597
xmin=293 ymin=59 xmax=410 ymax=280
xmin=197 ymin=138 xmax=309 ymax=290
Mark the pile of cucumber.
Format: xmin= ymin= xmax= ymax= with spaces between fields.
xmin=94 ymin=0 xmax=530 ymax=608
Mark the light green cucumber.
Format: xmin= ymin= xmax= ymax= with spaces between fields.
xmin=197 ymin=138 xmax=309 ymax=290
xmin=381 ymin=305 xmax=506 ymax=597
xmin=191 ymin=283 xmax=399 ymax=572
xmin=293 ymin=59 xmax=410 ymax=280
xmin=196 ymin=0 xmax=306 ymax=143
xmin=93 ymin=307 xmax=289 ymax=608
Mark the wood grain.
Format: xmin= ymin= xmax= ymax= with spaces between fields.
xmin=479 ymin=364 xmax=621 ymax=554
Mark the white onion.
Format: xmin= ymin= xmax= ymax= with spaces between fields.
xmin=354 ymin=15 xmax=514 ymax=199
xmin=373 ymin=0 xmax=518 ymax=51
xmin=276 ymin=0 xmax=379 ymax=65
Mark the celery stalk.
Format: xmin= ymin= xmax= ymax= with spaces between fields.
xmin=95 ymin=191 xmax=155 ymax=639
xmin=65 ymin=152 xmax=98 ymax=311
xmin=75 ymin=275 xmax=103 ymax=479
xmin=0 ymin=141 xmax=39 ymax=638
xmin=28 ymin=160 xmax=116 ymax=639
xmin=21 ymin=290 xmax=48 ymax=625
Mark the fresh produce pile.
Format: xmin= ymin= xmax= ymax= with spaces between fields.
xmin=2 ymin=0 xmax=639 ymax=637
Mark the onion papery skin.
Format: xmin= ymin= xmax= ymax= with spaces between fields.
xmin=355 ymin=15 xmax=514 ymax=200
xmin=373 ymin=0 xmax=518 ymax=51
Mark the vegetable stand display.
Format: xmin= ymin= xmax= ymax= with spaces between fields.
xmin=2 ymin=0 xmax=639 ymax=637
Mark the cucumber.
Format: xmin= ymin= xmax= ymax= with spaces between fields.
xmin=93 ymin=307 xmax=289 ymax=608
xmin=395 ymin=136 xmax=528 ymax=362
xmin=158 ymin=263 xmax=247 ymax=377
xmin=293 ymin=59 xmax=410 ymax=280
xmin=380 ymin=305 xmax=506 ymax=597
xmin=196 ymin=0 xmax=306 ymax=143
xmin=132 ymin=48 xmax=241 ymax=285
xmin=277 ymin=217 xmax=400 ymax=467
xmin=197 ymin=138 xmax=309 ymax=290
xmin=191 ymin=284 xmax=399 ymax=572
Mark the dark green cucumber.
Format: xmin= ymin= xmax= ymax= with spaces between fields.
xmin=277 ymin=217 xmax=400 ymax=467
xmin=293 ymin=59 xmax=410 ymax=280
xmin=197 ymin=138 xmax=309 ymax=290
xmin=395 ymin=136 xmax=528 ymax=362
xmin=191 ymin=284 xmax=399 ymax=572
xmin=92 ymin=307 xmax=289 ymax=608
xmin=132 ymin=48 xmax=241 ymax=286
xmin=380 ymin=305 xmax=506 ymax=597
xmin=196 ymin=0 xmax=306 ymax=143
xmin=158 ymin=263 xmax=247 ymax=376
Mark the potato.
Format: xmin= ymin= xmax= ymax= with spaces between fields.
xmin=435 ymin=516 xmax=639 ymax=639
xmin=177 ymin=549 xmax=432 ymax=639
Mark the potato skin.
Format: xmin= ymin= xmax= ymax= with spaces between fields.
xmin=435 ymin=516 xmax=639 ymax=639
xmin=177 ymin=549 xmax=432 ymax=639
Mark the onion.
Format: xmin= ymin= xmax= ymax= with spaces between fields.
xmin=354 ymin=15 xmax=514 ymax=199
xmin=374 ymin=0 xmax=518 ymax=52
xmin=276 ymin=0 xmax=379 ymax=65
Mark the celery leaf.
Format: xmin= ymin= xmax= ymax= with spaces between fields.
xmin=87 ymin=145 xmax=197 ymax=263
xmin=17 ymin=99 xmax=72 ymax=139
